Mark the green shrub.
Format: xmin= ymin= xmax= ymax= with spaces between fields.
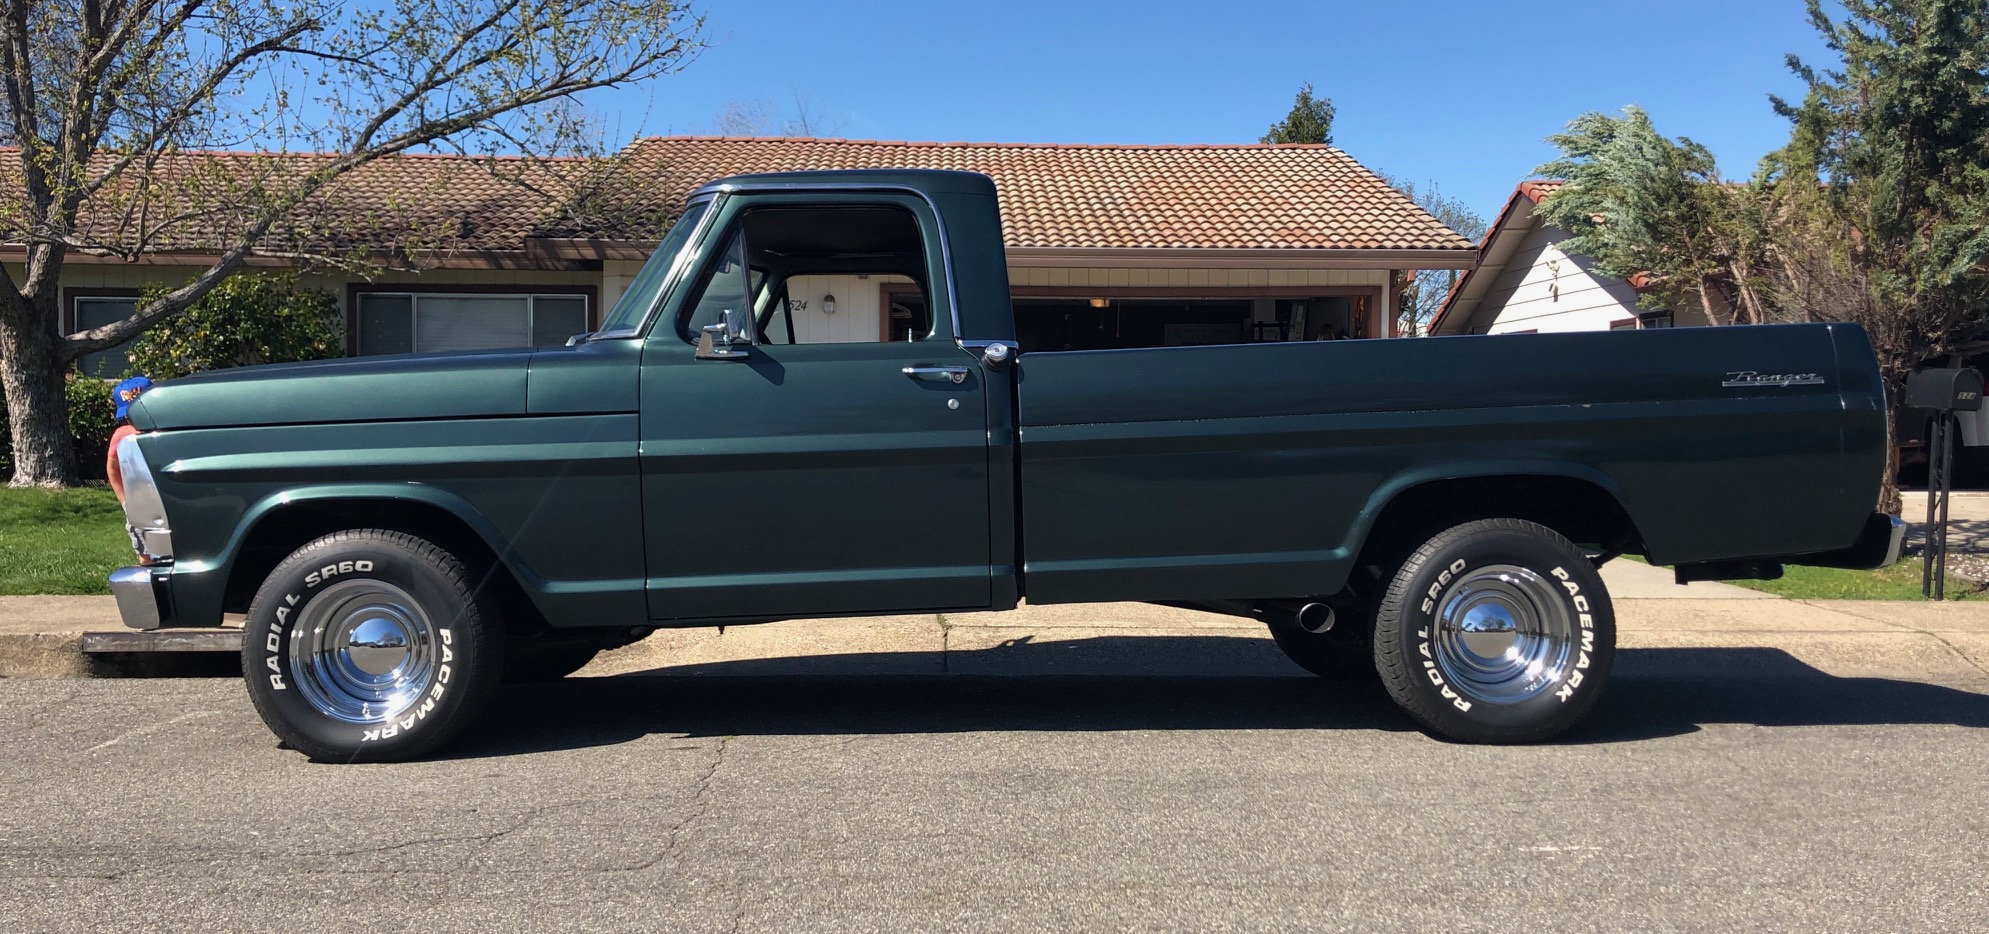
xmin=2 ymin=271 xmax=338 ymax=483
xmin=126 ymin=273 xmax=342 ymax=380
xmin=67 ymin=375 xmax=117 ymax=481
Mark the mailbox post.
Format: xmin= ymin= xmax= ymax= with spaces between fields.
xmin=1904 ymin=367 xmax=1984 ymax=599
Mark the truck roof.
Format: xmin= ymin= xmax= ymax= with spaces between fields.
xmin=690 ymin=167 xmax=999 ymax=200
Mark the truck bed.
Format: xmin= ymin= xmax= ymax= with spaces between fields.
xmin=1012 ymin=323 xmax=1886 ymax=604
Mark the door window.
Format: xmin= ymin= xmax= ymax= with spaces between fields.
xmin=679 ymin=204 xmax=934 ymax=345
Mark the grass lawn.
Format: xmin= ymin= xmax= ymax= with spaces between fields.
xmin=0 ymin=487 xmax=130 ymax=595
xmin=1725 ymin=557 xmax=1981 ymax=601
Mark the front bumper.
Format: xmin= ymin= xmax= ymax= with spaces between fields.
xmin=109 ymin=566 xmax=174 ymax=631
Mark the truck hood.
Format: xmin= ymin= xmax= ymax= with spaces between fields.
xmin=128 ymin=348 xmax=534 ymax=430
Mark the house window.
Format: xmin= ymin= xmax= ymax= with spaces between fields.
xmin=71 ymin=294 xmax=139 ymax=378
xmin=355 ymin=291 xmax=589 ymax=355
xmin=1638 ymin=311 xmax=1674 ymax=329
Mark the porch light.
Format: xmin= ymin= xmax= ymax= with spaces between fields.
xmin=1089 ymin=297 xmax=1111 ymax=308
xmin=822 ymin=293 xmax=836 ymax=314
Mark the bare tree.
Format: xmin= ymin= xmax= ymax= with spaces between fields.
xmin=1383 ymin=175 xmax=1486 ymax=336
xmin=0 ymin=0 xmax=707 ymax=486
xmin=714 ymin=88 xmax=840 ymax=137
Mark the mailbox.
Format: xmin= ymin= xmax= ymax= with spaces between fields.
xmin=1905 ymin=367 xmax=1985 ymax=412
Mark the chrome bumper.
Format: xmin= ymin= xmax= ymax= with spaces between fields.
xmin=1782 ymin=513 xmax=1908 ymax=571
xmin=1878 ymin=514 xmax=1907 ymax=569
xmin=108 ymin=566 xmax=173 ymax=631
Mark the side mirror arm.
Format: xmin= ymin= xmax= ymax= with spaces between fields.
xmin=696 ymin=321 xmax=750 ymax=360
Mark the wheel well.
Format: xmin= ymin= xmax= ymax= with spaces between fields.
xmin=1356 ymin=475 xmax=1643 ymax=572
xmin=221 ymin=499 xmax=545 ymax=634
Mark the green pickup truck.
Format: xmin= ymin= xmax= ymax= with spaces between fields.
xmin=110 ymin=169 xmax=1901 ymax=761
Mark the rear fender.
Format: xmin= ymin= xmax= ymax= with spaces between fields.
xmin=1341 ymin=460 xmax=1638 ymax=572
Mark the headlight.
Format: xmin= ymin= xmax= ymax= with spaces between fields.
xmin=116 ymin=435 xmax=173 ymax=564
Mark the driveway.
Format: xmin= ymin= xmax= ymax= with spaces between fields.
xmin=3 ymin=622 xmax=1987 ymax=931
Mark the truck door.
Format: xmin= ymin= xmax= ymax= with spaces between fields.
xmin=637 ymin=193 xmax=994 ymax=620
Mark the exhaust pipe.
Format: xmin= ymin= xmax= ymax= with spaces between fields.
xmin=1295 ymin=602 xmax=1335 ymax=634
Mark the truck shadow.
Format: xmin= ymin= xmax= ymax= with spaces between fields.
xmin=450 ymin=640 xmax=1989 ymax=758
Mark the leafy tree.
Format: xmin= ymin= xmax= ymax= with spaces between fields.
xmin=1532 ymin=106 xmax=1769 ymax=326
xmin=1384 ymin=176 xmax=1487 ymax=335
xmin=1762 ymin=0 xmax=1989 ymax=381
xmin=1760 ymin=0 xmax=1989 ymax=513
xmin=0 ymin=1 xmax=707 ymax=486
xmin=125 ymin=274 xmax=343 ymax=380
xmin=1261 ymin=82 xmax=1336 ymax=145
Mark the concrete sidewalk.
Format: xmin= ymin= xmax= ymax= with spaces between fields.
xmin=5 ymin=586 xmax=1986 ymax=683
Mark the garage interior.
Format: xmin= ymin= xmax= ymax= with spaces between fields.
xmin=1012 ymin=295 xmax=1371 ymax=353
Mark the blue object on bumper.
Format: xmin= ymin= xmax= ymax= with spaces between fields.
xmin=109 ymin=566 xmax=172 ymax=631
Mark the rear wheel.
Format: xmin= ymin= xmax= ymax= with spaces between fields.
xmin=1372 ymin=518 xmax=1615 ymax=743
xmin=241 ymin=529 xmax=503 ymax=762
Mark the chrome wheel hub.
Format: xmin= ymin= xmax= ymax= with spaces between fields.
xmin=288 ymin=580 xmax=440 ymax=724
xmin=345 ymin=617 xmax=411 ymax=675
xmin=1430 ymin=564 xmax=1577 ymax=705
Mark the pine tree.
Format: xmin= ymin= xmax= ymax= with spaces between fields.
xmin=1765 ymin=0 xmax=1989 ymax=374
xmin=1261 ymin=83 xmax=1336 ymax=145
xmin=1532 ymin=106 xmax=1764 ymax=324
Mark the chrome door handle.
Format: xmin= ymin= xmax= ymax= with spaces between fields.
xmin=902 ymin=365 xmax=970 ymax=384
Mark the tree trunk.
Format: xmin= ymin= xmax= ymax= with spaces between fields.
xmin=1878 ymin=371 xmax=1905 ymax=518
xmin=0 ymin=290 xmax=78 ymax=487
xmin=1696 ymin=278 xmax=1727 ymax=327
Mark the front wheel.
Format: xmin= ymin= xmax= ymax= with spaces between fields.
xmin=1372 ymin=518 xmax=1615 ymax=743
xmin=241 ymin=529 xmax=504 ymax=762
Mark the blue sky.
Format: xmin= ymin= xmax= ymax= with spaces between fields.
xmin=590 ymin=0 xmax=1839 ymax=225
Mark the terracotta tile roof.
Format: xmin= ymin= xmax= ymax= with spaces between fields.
xmin=6 ymin=149 xmax=589 ymax=256
xmin=1516 ymin=180 xmax=1564 ymax=204
xmin=7 ymin=138 xmax=1476 ymax=260
xmin=617 ymin=137 xmax=1478 ymax=252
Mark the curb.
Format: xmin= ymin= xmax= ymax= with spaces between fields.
xmin=0 ymin=631 xmax=244 ymax=678
xmin=0 ymin=632 xmax=94 ymax=678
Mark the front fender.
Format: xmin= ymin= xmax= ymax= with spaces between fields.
xmin=165 ymin=484 xmax=552 ymax=629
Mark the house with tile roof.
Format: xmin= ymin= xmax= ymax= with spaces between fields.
xmin=18 ymin=137 xmax=1477 ymax=374
xmin=1429 ymin=180 xmax=1717 ymax=337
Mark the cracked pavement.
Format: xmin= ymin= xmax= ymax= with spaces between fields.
xmin=3 ymin=650 xmax=1989 ymax=932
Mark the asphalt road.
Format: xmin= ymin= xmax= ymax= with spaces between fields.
xmin=4 ymin=655 xmax=1988 ymax=932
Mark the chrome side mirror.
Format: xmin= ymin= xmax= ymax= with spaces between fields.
xmin=695 ymin=308 xmax=751 ymax=360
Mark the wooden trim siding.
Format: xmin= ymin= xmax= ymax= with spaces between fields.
xmin=1010 ymin=285 xmax=1385 ymax=301
xmin=1003 ymin=246 xmax=1475 ymax=270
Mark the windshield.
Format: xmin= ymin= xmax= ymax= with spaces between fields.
xmin=596 ymin=200 xmax=712 ymax=333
